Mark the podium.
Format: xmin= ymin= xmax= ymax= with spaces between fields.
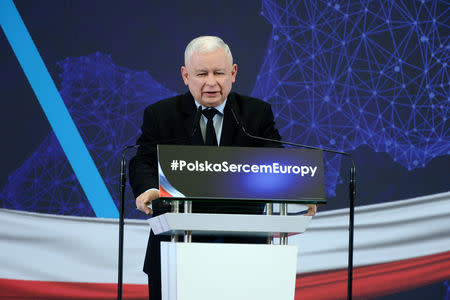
xmin=149 ymin=212 xmax=312 ymax=300
xmin=149 ymin=145 xmax=324 ymax=299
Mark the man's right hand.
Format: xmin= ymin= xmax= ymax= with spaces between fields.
xmin=136 ymin=189 xmax=160 ymax=215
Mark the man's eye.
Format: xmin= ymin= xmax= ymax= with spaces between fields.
xmin=215 ymin=72 xmax=224 ymax=75
xmin=197 ymin=73 xmax=206 ymax=76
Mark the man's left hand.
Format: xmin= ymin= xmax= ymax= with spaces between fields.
xmin=305 ymin=204 xmax=317 ymax=216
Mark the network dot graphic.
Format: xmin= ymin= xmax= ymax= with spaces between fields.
xmin=1 ymin=53 xmax=175 ymax=218
xmin=0 ymin=0 xmax=449 ymax=217
xmin=253 ymin=0 xmax=449 ymax=196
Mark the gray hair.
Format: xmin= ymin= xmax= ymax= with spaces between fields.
xmin=184 ymin=36 xmax=233 ymax=66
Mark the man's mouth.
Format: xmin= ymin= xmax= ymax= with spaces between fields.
xmin=204 ymin=91 xmax=220 ymax=96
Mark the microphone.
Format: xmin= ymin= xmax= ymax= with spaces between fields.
xmin=229 ymin=105 xmax=350 ymax=156
xmin=230 ymin=103 xmax=356 ymax=300
xmin=118 ymin=113 xmax=203 ymax=297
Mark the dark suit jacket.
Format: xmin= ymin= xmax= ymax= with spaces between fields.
xmin=129 ymin=91 xmax=281 ymax=275
xmin=129 ymin=91 xmax=281 ymax=198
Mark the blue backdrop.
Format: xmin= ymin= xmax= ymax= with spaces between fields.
xmin=1 ymin=0 xmax=449 ymax=298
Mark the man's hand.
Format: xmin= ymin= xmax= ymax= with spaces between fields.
xmin=136 ymin=189 xmax=160 ymax=215
xmin=305 ymin=204 xmax=317 ymax=216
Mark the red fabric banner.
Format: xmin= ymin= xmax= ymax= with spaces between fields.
xmin=1 ymin=251 xmax=449 ymax=299
xmin=296 ymin=251 xmax=450 ymax=299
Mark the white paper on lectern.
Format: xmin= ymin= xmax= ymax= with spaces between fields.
xmin=148 ymin=213 xmax=312 ymax=236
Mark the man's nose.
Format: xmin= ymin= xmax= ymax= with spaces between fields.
xmin=205 ymin=73 xmax=217 ymax=85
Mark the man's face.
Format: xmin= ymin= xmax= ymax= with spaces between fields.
xmin=181 ymin=49 xmax=237 ymax=107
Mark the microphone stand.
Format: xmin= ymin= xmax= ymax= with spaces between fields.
xmin=117 ymin=106 xmax=202 ymax=300
xmin=231 ymin=109 xmax=356 ymax=300
xmin=118 ymin=145 xmax=138 ymax=300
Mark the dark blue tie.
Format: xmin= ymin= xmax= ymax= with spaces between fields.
xmin=202 ymin=108 xmax=219 ymax=146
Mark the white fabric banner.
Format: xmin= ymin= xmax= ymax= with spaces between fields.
xmin=0 ymin=192 xmax=449 ymax=283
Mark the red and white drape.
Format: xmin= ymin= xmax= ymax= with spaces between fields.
xmin=1 ymin=192 xmax=449 ymax=299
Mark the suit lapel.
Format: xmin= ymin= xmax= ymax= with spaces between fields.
xmin=220 ymin=93 xmax=239 ymax=146
xmin=180 ymin=92 xmax=204 ymax=145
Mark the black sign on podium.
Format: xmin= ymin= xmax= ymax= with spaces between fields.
xmin=157 ymin=145 xmax=326 ymax=204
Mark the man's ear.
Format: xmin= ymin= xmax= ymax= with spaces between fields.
xmin=231 ymin=64 xmax=237 ymax=83
xmin=181 ymin=66 xmax=189 ymax=86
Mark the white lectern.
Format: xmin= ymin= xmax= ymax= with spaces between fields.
xmin=149 ymin=212 xmax=312 ymax=300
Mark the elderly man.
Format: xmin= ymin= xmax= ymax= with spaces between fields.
xmin=129 ymin=36 xmax=316 ymax=299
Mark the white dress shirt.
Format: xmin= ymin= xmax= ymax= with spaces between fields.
xmin=194 ymin=98 xmax=227 ymax=146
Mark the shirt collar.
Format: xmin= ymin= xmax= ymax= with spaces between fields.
xmin=194 ymin=98 xmax=227 ymax=115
